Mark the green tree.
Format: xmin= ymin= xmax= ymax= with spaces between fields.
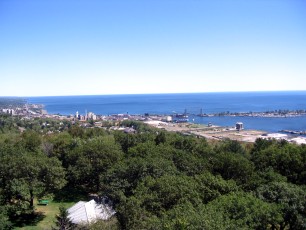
xmin=52 ymin=206 xmax=75 ymax=230
xmin=20 ymin=130 xmax=42 ymax=152
xmin=252 ymin=138 xmax=276 ymax=153
xmin=113 ymin=131 xmax=138 ymax=153
xmin=105 ymin=155 xmax=177 ymax=203
xmin=256 ymin=181 xmax=306 ymax=230
xmin=204 ymin=192 xmax=282 ymax=229
xmin=67 ymin=136 xmax=123 ymax=191
xmin=172 ymin=149 xmax=209 ymax=176
xmin=46 ymin=132 xmax=77 ymax=166
xmin=194 ymin=172 xmax=238 ymax=203
xmin=251 ymin=141 xmax=305 ymax=184
xmin=155 ymin=131 xmax=167 ymax=145
xmin=0 ymin=205 xmax=12 ymax=230
xmin=68 ymin=125 xmax=85 ymax=138
xmin=0 ymin=148 xmax=66 ymax=214
xmin=160 ymin=201 xmax=231 ymax=230
xmin=140 ymin=175 xmax=201 ymax=212
xmin=87 ymin=217 xmax=120 ymax=230
xmin=215 ymin=139 xmax=246 ymax=155
xmin=212 ymin=152 xmax=255 ymax=186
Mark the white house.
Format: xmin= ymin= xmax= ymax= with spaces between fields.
xmin=67 ymin=198 xmax=116 ymax=225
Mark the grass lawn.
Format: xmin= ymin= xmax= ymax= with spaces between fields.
xmin=13 ymin=199 xmax=75 ymax=230
xmin=11 ymin=187 xmax=88 ymax=229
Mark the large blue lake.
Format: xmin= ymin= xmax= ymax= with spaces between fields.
xmin=27 ymin=91 xmax=306 ymax=132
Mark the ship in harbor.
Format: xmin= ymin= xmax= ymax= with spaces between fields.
xmin=172 ymin=109 xmax=189 ymax=123
xmin=174 ymin=118 xmax=189 ymax=123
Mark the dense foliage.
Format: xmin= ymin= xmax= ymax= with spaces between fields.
xmin=0 ymin=115 xmax=305 ymax=229
xmin=0 ymin=97 xmax=25 ymax=108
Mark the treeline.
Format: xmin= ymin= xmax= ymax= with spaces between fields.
xmin=0 ymin=97 xmax=26 ymax=108
xmin=0 ymin=117 xmax=305 ymax=229
xmin=0 ymin=114 xmax=71 ymax=134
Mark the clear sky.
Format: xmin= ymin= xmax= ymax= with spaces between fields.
xmin=1 ymin=0 xmax=306 ymax=96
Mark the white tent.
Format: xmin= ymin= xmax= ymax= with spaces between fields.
xmin=67 ymin=199 xmax=116 ymax=225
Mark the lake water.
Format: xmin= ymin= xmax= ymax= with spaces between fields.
xmin=27 ymin=91 xmax=306 ymax=132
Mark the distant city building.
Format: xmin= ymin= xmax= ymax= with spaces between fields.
xmin=236 ymin=122 xmax=244 ymax=131
xmin=2 ymin=109 xmax=16 ymax=115
xmin=87 ymin=112 xmax=97 ymax=121
xmin=80 ymin=115 xmax=86 ymax=121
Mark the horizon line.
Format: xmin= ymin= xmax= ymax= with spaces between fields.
xmin=1 ymin=89 xmax=306 ymax=98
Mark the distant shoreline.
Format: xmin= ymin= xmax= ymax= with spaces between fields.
xmin=194 ymin=110 xmax=306 ymax=118
xmin=1 ymin=89 xmax=305 ymax=98
xmin=12 ymin=91 xmax=306 ymax=132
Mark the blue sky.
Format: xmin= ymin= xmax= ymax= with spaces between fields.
xmin=0 ymin=0 xmax=305 ymax=96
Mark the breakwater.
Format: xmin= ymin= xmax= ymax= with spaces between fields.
xmin=280 ymin=130 xmax=306 ymax=135
xmin=195 ymin=109 xmax=306 ymax=118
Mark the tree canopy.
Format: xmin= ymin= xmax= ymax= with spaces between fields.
xmin=0 ymin=116 xmax=305 ymax=229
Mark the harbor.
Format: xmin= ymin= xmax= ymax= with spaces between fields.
xmin=2 ymin=100 xmax=306 ymax=144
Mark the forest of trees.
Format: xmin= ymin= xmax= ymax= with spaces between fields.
xmin=0 ymin=115 xmax=305 ymax=229
xmin=0 ymin=97 xmax=26 ymax=108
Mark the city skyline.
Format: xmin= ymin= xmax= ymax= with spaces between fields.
xmin=1 ymin=0 xmax=306 ymax=96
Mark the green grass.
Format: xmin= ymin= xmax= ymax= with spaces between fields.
xmin=13 ymin=199 xmax=75 ymax=230
xmin=11 ymin=187 xmax=89 ymax=229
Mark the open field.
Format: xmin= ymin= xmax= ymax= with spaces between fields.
xmin=12 ymin=187 xmax=88 ymax=229
xmin=14 ymin=199 xmax=75 ymax=230
xmin=145 ymin=120 xmax=266 ymax=143
xmin=192 ymin=129 xmax=266 ymax=142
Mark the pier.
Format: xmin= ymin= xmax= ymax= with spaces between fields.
xmin=280 ymin=130 xmax=306 ymax=135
